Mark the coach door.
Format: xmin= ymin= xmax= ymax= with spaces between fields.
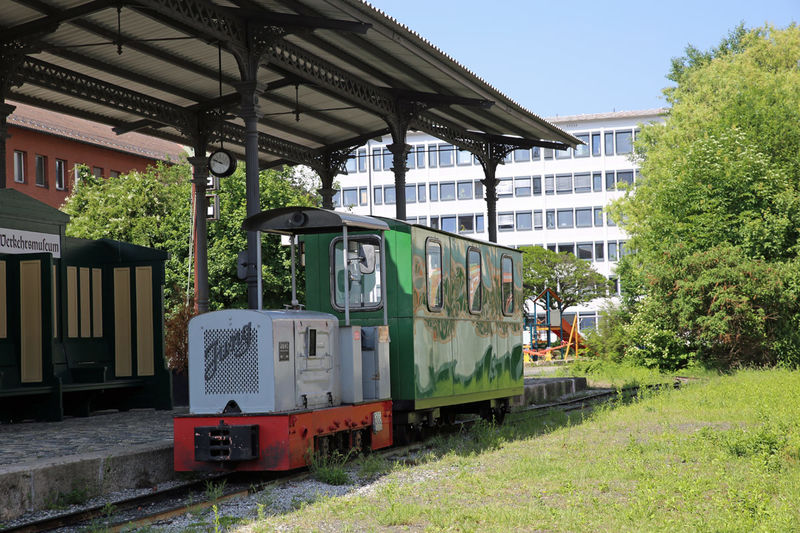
xmin=0 ymin=253 xmax=54 ymax=386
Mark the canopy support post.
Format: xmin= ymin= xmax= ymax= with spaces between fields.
xmin=187 ymin=146 xmax=210 ymax=313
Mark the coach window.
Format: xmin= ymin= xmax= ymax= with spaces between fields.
xmin=426 ymin=239 xmax=443 ymax=311
xmin=501 ymin=255 xmax=514 ymax=316
xmin=467 ymin=247 xmax=482 ymax=313
xmin=331 ymin=236 xmax=382 ymax=312
xmin=13 ymin=151 xmax=25 ymax=183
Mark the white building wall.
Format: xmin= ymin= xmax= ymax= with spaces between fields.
xmin=333 ymin=109 xmax=666 ymax=331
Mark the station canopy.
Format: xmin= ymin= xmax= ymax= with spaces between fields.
xmin=2 ymin=0 xmax=579 ymax=168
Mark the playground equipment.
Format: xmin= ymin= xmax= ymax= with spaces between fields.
xmin=523 ymin=288 xmax=585 ymax=363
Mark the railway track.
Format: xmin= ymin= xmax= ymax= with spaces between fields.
xmin=2 ymin=383 xmax=671 ymax=532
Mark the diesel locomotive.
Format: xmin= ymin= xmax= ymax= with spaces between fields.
xmin=173 ymin=207 xmax=523 ymax=472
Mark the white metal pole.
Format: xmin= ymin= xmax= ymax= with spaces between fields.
xmin=343 ymin=225 xmax=350 ymax=326
xmin=380 ymin=230 xmax=388 ymax=326
xmin=290 ymin=234 xmax=298 ymax=308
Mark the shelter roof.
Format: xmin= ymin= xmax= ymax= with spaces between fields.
xmin=3 ymin=0 xmax=579 ymax=168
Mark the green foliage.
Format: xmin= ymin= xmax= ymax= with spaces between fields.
xmin=610 ymin=24 xmax=800 ymax=369
xmin=205 ymin=479 xmax=226 ymax=501
xmin=62 ymin=162 xmax=319 ymax=368
xmin=583 ymin=304 xmax=631 ymax=362
xmin=308 ymin=450 xmax=352 ymax=485
xmin=520 ymin=245 xmax=610 ymax=313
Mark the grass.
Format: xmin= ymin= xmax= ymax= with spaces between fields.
xmin=244 ymin=369 xmax=800 ymax=532
xmin=308 ymin=450 xmax=353 ymax=485
xmin=554 ymin=358 xmax=718 ymax=389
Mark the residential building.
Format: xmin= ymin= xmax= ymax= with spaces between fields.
xmin=5 ymin=101 xmax=186 ymax=209
xmin=333 ymin=108 xmax=666 ymax=331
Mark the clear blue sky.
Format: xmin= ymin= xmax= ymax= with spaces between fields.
xmin=368 ymin=1 xmax=797 ymax=118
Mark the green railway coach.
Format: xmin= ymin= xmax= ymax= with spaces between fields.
xmin=304 ymin=218 xmax=523 ymax=432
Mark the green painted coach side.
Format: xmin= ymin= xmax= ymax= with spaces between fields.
xmin=301 ymin=220 xmax=523 ymax=412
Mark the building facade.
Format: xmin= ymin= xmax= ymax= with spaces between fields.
xmin=333 ymin=109 xmax=666 ymax=331
xmin=5 ymin=102 xmax=186 ymax=209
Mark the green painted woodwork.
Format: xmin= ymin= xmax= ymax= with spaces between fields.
xmin=302 ymin=219 xmax=523 ymax=412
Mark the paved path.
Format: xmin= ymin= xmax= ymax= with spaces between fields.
xmin=0 ymin=408 xmax=186 ymax=468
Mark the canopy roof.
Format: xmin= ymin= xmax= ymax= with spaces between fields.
xmin=3 ymin=0 xmax=579 ymax=168
xmin=243 ymin=206 xmax=389 ymax=234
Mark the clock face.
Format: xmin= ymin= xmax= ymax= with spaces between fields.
xmin=208 ymin=149 xmax=236 ymax=177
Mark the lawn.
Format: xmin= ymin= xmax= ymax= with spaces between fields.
xmin=241 ymin=369 xmax=800 ymax=532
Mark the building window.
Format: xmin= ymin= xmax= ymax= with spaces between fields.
xmin=574 ymin=173 xmax=591 ymax=193
xmin=577 ymin=242 xmax=593 ymax=260
xmin=416 ymin=144 xmax=426 ymax=168
xmin=357 ymin=148 xmax=367 ymax=172
xmin=406 ymin=217 xmax=417 ymax=224
xmin=594 ymin=207 xmax=604 ymax=227
xmin=430 ymin=216 xmax=439 ymax=229
xmin=359 ymin=187 xmax=368 ymax=206
xmin=13 ymin=151 xmax=25 ymax=183
xmin=55 ymin=159 xmax=66 ymax=190
xmin=35 ymin=155 xmax=47 ymax=187
xmin=429 ymin=182 xmax=439 ymax=202
xmin=417 ymin=184 xmax=426 ymax=203
xmin=574 ymin=134 xmax=589 ymax=158
xmin=476 ymin=214 xmax=484 ymax=233
xmin=546 ymin=243 xmax=557 ymax=252
xmin=458 ymin=214 xmax=474 ymax=233
xmin=617 ymin=170 xmax=634 ymax=187
xmin=498 ymin=212 xmax=514 ymax=231
xmin=608 ymin=241 xmax=619 ymax=261
xmin=418 ymin=216 xmax=427 ymax=226
xmin=346 ymin=151 xmax=357 ymax=173
xmin=406 ymin=149 xmax=416 ymax=169
xmin=595 ymin=242 xmax=605 ymax=261
xmin=532 ymin=147 xmax=540 ymax=160
xmin=384 ymin=186 xmax=396 ymax=204
xmin=428 ymin=144 xmax=438 ymax=168
xmin=373 ymin=187 xmax=383 ymax=205
xmin=474 ymin=180 xmax=483 ymax=199
xmin=438 ymin=144 xmax=454 ymax=167
xmin=426 ymin=240 xmax=443 ymax=311
xmin=591 ymin=133 xmax=601 ymax=156
xmin=546 ymin=210 xmax=555 ymax=229
xmin=440 ymin=182 xmax=456 ymax=201
xmin=467 ymin=248 xmax=482 ymax=313
xmin=441 ymin=215 xmax=457 ymax=233
xmin=555 ymin=147 xmax=571 ymax=159
xmin=382 ymin=148 xmax=393 ymax=171
xmin=533 ymin=210 xmax=543 ymax=230
xmin=109 ymin=170 xmax=120 ymax=178
xmin=607 ymin=213 xmax=616 ymax=227
xmin=92 ymin=166 xmax=103 ymax=178
xmin=604 ymin=132 xmax=614 ymax=156
xmin=332 ymin=190 xmax=341 ymax=207
xmin=606 ymin=171 xmax=616 ymax=191
xmin=372 ymin=148 xmax=382 ymax=171
xmin=456 ymin=148 xmax=472 ymax=166
xmin=503 ymin=152 xmax=512 ymax=164
xmin=532 ymin=176 xmax=542 ymax=196
xmin=497 ymin=178 xmax=513 ymax=198
xmin=516 ymin=211 xmax=532 ymax=231
xmin=558 ymin=242 xmax=575 ymax=255
xmin=557 ymin=209 xmax=574 ymax=228
xmin=543 ymin=148 xmax=554 ymax=160
xmin=514 ymin=148 xmax=530 ymax=162
xmin=457 ymin=181 xmax=473 ymax=200
xmin=514 ymin=176 xmax=531 ymax=197
xmin=405 ymin=184 xmax=417 ymax=204
xmin=501 ymin=255 xmax=514 ymax=315
xmin=575 ymin=208 xmax=592 ymax=228
xmin=616 ymin=130 xmax=633 ymax=154
xmin=593 ymin=172 xmax=602 ymax=192
xmin=343 ymin=188 xmax=358 ymax=207
xmin=556 ymin=174 xmax=572 ymax=194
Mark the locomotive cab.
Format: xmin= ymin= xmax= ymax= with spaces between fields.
xmin=174 ymin=208 xmax=393 ymax=472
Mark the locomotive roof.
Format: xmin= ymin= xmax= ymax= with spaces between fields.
xmin=243 ymin=206 xmax=390 ymax=235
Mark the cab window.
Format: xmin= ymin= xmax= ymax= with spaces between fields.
xmin=467 ymin=247 xmax=481 ymax=313
xmin=331 ymin=236 xmax=382 ymax=311
xmin=501 ymin=255 xmax=514 ymax=315
xmin=426 ymin=239 xmax=443 ymax=311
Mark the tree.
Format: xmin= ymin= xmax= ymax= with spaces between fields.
xmin=520 ymin=245 xmax=610 ymax=315
xmin=62 ymin=162 xmax=320 ymax=367
xmin=611 ymin=24 xmax=800 ymax=369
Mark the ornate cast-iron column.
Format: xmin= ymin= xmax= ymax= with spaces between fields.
xmin=313 ymin=148 xmax=353 ymax=210
xmin=384 ymin=101 xmax=427 ymax=221
xmin=476 ymin=142 xmax=516 ymax=243
xmin=0 ymin=102 xmax=16 ymax=189
xmin=187 ymin=149 xmax=210 ymax=314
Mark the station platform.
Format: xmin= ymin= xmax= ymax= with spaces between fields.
xmin=0 ymin=376 xmax=589 ymax=521
xmin=0 ymin=407 xmax=185 ymax=522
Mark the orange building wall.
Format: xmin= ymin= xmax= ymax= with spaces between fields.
xmin=5 ymin=126 xmax=165 ymax=209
